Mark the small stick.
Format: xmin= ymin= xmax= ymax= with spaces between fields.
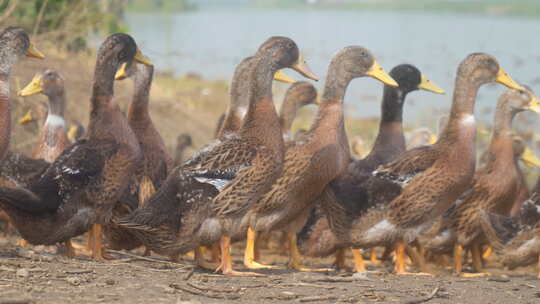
xmin=107 ymin=250 xmax=187 ymax=266
xmin=280 ymin=282 xmax=337 ymax=290
xmin=186 ymin=281 xmax=239 ymax=293
xmin=297 ymin=295 xmax=338 ymax=302
xmin=183 ymin=268 xmax=194 ymax=281
xmin=169 ymin=283 xmax=240 ymax=300
xmin=64 ymin=269 xmax=93 ymax=275
xmin=402 ymin=286 xmax=440 ymax=304
xmin=301 ymin=276 xmax=355 ymax=283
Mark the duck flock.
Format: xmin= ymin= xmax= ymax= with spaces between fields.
xmin=1 ymin=26 xmax=540 ymax=279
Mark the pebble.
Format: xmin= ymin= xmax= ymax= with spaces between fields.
xmin=105 ymin=279 xmax=116 ymax=285
xmin=66 ymin=276 xmax=81 ymax=286
xmin=16 ymin=268 xmax=29 ymax=278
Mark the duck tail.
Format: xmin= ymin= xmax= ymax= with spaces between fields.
xmin=478 ymin=210 xmax=520 ymax=252
xmin=0 ymin=186 xmax=50 ymax=213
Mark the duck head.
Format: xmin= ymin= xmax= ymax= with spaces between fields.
xmin=459 ymin=53 xmax=524 ymax=91
xmin=390 ymin=64 xmax=444 ymax=95
xmin=18 ymin=69 xmax=64 ymax=98
xmin=0 ymin=26 xmax=44 ymax=75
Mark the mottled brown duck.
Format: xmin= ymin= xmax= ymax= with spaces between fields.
xmin=243 ymin=46 xmax=399 ymax=271
xmin=0 ymin=33 xmax=152 ymax=261
xmin=419 ymin=87 xmax=540 ymax=276
xmin=118 ymin=36 xmax=318 ymax=275
xmin=479 ymin=176 xmax=540 ymax=278
xmin=295 ymin=64 xmax=444 ymax=271
xmin=100 ymin=60 xmax=174 ymax=252
xmin=318 ymin=53 xmax=524 ymax=275
xmin=18 ymin=70 xmax=69 ymax=162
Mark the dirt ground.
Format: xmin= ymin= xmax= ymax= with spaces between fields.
xmin=0 ymin=234 xmax=539 ymax=304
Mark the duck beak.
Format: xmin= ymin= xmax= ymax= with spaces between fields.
xmin=26 ymin=42 xmax=45 ymax=59
xmin=521 ymin=147 xmax=540 ymax=168
xmin=418 ymin=75 xmax=445 ymax=94
xmin=18 ymin=75 xmax=43 ymax=96
xmin=18 ymin=109 xmax=34 ymax=124
xmin=273 ymin=70 xmax=295 ymax=83
xmin=134 ymin=48 xmax=153 ymax=66
xmin=67 ymin=125 xmax=79 ymax=142
xmin=292 ymin=54 xmax=319 ymax=81
xmin=478 ymin=128 xmax=489 ymax=135
xmin=526 ymin=94 xmax=540 ymax=114
xmin=367 ymin=60 xmax=398 ymax=87
xmin=115 ymin=62 xmax=129 ymax=80
xmin=428 ymin=133 xmax=438 ymax=145
xmin=495 ymin=68 xmax=525 ymax=91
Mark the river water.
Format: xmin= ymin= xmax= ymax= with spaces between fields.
xmin=124 ymin=8 xmax=540 ymax=127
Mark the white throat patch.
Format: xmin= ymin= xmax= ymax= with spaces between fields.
xmin=45 ymin=114 xmax=66 ymax=128
xmin=460 ymin=114 xmax=475 ymax=126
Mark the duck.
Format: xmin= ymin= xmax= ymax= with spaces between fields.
xmin=0 ymin=33 xmax=153 ymax=261
xmin=421 ymin=135 xmax=540 ymax=260
xmin=419 ymin=87 xmax=540 ymax=276
xmin=316 ymin=53 xmax=524 ymax=275
xmin=0 ymin=26 xmax=45 ymax=162
xmin=174 ymin=133 xmax=193 ymax=165
xmin=510 ymin=142 xmax=540 ymax=216
xmin=243 ymin=46 xmax=399 ymax=271
xmin=278 ymin=81 xmax=318 ymax=140
xmin=118 ymin=36 xmax=318 ymax=275
xmin=18 ymin=69 xmax=69 ymax=162
xmin=295 ymin=64 xmax=444 ymax=271
xmin=98 ymin=60 xmax=175 ymax=252
xmin=479 ymin=176 xmax=540 ymax=278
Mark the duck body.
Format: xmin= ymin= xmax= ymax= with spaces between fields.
xmin=297 ymin=64 xmax=442 ymax=258
xmin=119 ymin=38 xmax=315 ymax=274
xmin=0 ymin=34 xmax=149 ymax=259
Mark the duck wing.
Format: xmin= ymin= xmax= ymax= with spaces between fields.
xmin=372 ymin=145 xmax=439 ymax=186
xmin=0 ymin=152 xmax=49 ymax=187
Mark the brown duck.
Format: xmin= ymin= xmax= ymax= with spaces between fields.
xmin=319 ymin=53 xmax=524 ymax=275
xmin=479 ymin=176 xmax=540 ymax=278
xmin=0 ymin=33 xmax=152 ymax=260
xmin=118 ymin=36 xmax=318 ymax=275
xmin=419 ymin=87 xmax=540 ymax=276
xmin=18 ymin=70 xmax=69 ymax=162
xmin=295 ymin=64 xmax=444 ymax=271
xmin=243 ymin=46 xmax=399 ymax=271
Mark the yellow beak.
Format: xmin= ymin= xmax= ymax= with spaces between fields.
xmin=292 ymin=54 xmax=319 ymax=81
xmin=115 ymin=62 xmax=129 ymax=80
xmin=520 ymin=147 xmax=540 ymax=168
xmin=418 ymin=75 xmax=445 ymax=94
xmin=134 ymin=48 xmax=153 ymax=66
xmin=495 ymin=68 xmax=525 ymax=91
xmin=366 ymin=60 xmax=398 ymax=87
xmin=273 ymin=70 xmax=295 ymax=83
xmin=527 ymin=94 xmax=540 ymax=114
xmin=428 ymin=133 xmax=438 ymax=145
xmin=478 ymin=128 xmax=489 ymax=135
xmin=26 ymin=42 xmax=45 ymax=59
xmin=18 ymin=109 xmax=34 ymax=124
xmin=18 ymin=75 xmax=43 ymax=97
xmin=67 ymin=125 xmax=79 ymax=142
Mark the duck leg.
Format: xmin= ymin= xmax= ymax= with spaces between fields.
xmin=287 ymin=232 xmax=332 ymax=272
xmin=16 ymin=239 xmax=29 ymax=247
xmin=453 ymin=244 xmax=464 ymax=275
xmin=405 ymin=245 xmax=431 ymax=273
xmin=244 ymin=227 xmax=278 ymax=269
xmin=90 ymin=224 xmax=113 ymax=261
xmin=352 ymin=249 xmax=366 ymax=272
xmin=216 ymin=235 xmax=263 ymax=276
xmin=394 ymin=241 xmax=431 ymax=275
xmin=369 ymin=248 xmax=381 ymax=264
xmin=461 ymin=243 xmax=490 ymax=277
xmin=195 ymin=246 xmax=218 ymax=270
xmin=333 ymin=248 xmax=348 ymax=271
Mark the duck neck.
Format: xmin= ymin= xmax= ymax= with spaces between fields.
xmin=486 ymin=134 xmax=515 ymax=172
xmin=239 ymin=57 xmax=283 ymax=156
xmin=127 ymin=64 xmax=153 ymax=125
xmin=218 ymin=58 xmax=253 ymax=138
xmin=90 ymin=55 xmax=118 ymax=111
xmin=366 ymin=86 xmax=407 ymax=161
xmin=279 ymin=97 xmax=300 ymax=136
xmin=0 ymin=60 xmax=14 ymax=161
xmin=43 ymin=87 xmax=67 ymax=129
xmin=488 ymin=102 xmax=517 ymax=169
xmin=309 ymin=64 xmax=348 ymax=141
xmin=439 ymin=74 xmax=479 ymax=144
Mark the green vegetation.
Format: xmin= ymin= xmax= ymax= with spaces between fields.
xmin=126 ymin=0 xmax=196 ymax=12
xmin=0 ymin=0 xmax=127 ymax=51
